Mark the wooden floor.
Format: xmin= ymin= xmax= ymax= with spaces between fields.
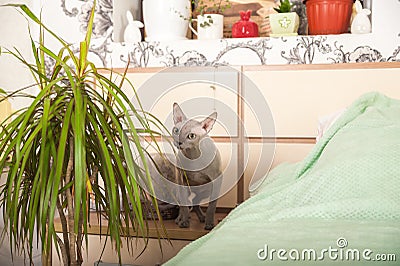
xmin=54 ymin=211 xmax=228 ymax=241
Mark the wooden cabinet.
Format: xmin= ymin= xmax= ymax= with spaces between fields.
xmin=56 ymin=62 xmax=400 ymax=265
xmin=116 ymin=62 xmax=400 ymax=206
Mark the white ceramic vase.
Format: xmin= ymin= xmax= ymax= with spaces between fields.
xmin=143 ymin=0 xmax=190 ymax=41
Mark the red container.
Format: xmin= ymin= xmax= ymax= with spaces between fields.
xmin=306 ymin=0 xmax=354 ymax=35
xmin=232 ymin=10 xmax=259 ymax=38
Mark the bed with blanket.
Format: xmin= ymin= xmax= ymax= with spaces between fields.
xmin=165 ymin=92 xmax=400 ymax=265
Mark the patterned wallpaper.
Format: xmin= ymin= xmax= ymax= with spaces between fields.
xmin=54 ymin=0 xmax=400 ymax=68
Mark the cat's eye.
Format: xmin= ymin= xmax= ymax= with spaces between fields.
xmin=172 ymin=127 xmax=179 ymax=135
xmin=187 ymin=133 xmax=196 ymax=140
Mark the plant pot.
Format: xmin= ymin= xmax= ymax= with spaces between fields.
xmin=305 ymin=0 xmax=354 ymax=35
xmin=143 ymin=0 xmax=190 ymax=41
xmin=269 ymin=12 xmax=300 ymax=37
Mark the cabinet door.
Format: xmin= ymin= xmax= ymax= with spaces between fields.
xmin=122 ymin=67 xmax=239 ymax=137
xmin=243 ymin=66 xmax=400 ymax=137
xmin=244 ymin=143 xmax=314 ymax=199
xmin=215 ymin=143 xmax=238 ymax=208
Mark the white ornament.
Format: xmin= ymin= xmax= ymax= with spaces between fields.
xmin=351 ymin=0 xmax=371 ymax=34
xmin=123 ymin=10 xmax=144 ymax=43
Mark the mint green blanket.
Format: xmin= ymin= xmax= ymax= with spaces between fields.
xmin=165 ymin=92 xmax=400 ymax=265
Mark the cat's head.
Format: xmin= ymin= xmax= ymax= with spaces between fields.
xmin=172 ymin=103 xmax=217 ymax=152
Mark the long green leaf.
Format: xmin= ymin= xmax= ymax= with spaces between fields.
xmin=46 ymin=100 xmax=73 ymax=253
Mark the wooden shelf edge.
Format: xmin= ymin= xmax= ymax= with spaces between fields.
xmin=242 ymin=62 xmax=400 ymax=72
xmin=54 ymin=212 xmax=228 ymax=241
xmin=97 ymin=62 xmax=400 ymax=74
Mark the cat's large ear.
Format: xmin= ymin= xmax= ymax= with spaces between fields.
xmin=173 ymin=103 xmax=187 ymax=124
xmin=201 ymin=112 xmax=217 ymax=133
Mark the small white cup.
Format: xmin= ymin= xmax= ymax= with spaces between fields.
xmin=189 ymin=14 xmax=224 ymax=40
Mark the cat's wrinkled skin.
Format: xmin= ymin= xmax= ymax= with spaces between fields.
xmin=149 ymin=103 xmax=222 ymax=230
xmin=147 ymin=103 xmax=222 ymax=229
xmin=171 ymin=103 xmax=222 ymax=230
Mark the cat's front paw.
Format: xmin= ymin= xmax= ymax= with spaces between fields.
xmin=175 ymin=215 xmax=181 ymax=225
xmin=175 ymin=214 xmax=190 ymax=228
xmin=178 ymin=220 xmax=190 ymax=228
xmin=198 ymin=214 xmax=205 ymax=223
xmin=204 ymin=223 xmax=214 ymax=230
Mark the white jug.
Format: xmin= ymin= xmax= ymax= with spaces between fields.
xmin=189 ymin=14 xmax=224 ymax=40
xmin=143 ymin=0 xmax=191 ymax=41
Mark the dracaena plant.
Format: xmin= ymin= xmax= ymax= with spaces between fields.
xmin=0 ymin=1 xmax=165 ymax=265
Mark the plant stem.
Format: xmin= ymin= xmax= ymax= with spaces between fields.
xmin=56 ymin=198 xmax=70 ymax=265
xmin=56 ymin=234 xmax=68 ymax=265
xmin=77 ymin=208 xmax=84 ymax=265
xmin=65 ymin=137 xmax=78 ymax=265
xmin=41 ymin=235 xmax=51 ymax=266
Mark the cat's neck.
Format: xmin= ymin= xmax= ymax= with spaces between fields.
xmin=182 ymin=146 xmax=201 ymax=160
xmin=182 ymin=137 xmax=217 ymax=160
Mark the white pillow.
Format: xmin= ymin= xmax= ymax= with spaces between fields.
xmin=316 ymin=108 xmax=346 ymax=142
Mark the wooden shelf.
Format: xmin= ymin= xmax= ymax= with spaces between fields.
xmin=54 ymin=211 xmax=228 ymax=241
